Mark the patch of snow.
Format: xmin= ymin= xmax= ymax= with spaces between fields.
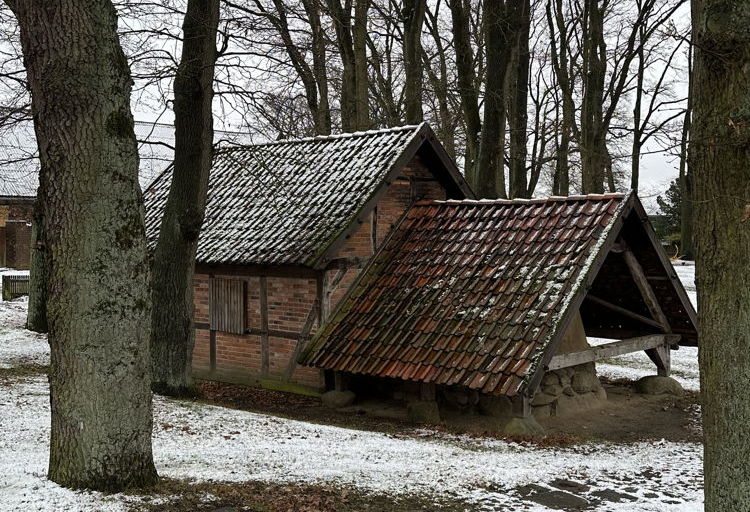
xmin=0 ymin=268 xmax=704 ymax=511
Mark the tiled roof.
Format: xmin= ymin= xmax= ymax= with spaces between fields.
xmin=0 ymin=169 xmax=37 ymax=197
xmin=144 ymin=124 xmax=452 ymax=266
xmin=300 ymin=194 xmax=629 ymax=396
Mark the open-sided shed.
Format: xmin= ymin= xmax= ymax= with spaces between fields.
xmin=300 ymin=193 xmax=697 ymax=418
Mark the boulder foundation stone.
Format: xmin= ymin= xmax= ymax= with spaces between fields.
xmin=407 ymin=400 xmax=441 ymax=424
xmin=531 ymin=312 xmax=608 ymax=417
xmin=634 ymin=375 xmax=684 ymax=396
xmin=321 ymin=390 xmax=356 ymax=408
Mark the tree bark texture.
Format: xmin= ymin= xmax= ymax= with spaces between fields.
xmin=11 ymin=0 xmax=157 ymax=490
xmin=151 ymin=0 xmax=220 ymax=396
xmin=302 ymin=0 xmax=332 ymax=134
xmin=580 ymin=0 xmax=607 ymax=194
xmin=679 ymin=38 xmax=694 ymax=260
xmin=26 ymin=197 xmax=47 ymax=332
xmin=507 ymin=0 xmax=531 ymax=198
xmin=448 ymin=0 xmax=481 ymax=185
xmin=691 ymin=0 xmax=750 ymax=509
xmin=475 ymin=0 xmax=512 ymax=199
xmin=403 ymin=0 xmax=426 ymax=124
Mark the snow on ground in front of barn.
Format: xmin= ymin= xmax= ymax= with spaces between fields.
xmin=0 ymin=264 xmax=703 ymax=511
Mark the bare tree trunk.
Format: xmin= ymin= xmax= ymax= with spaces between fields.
xmin=476 ymin=0 xmax=512 ymax=199
xmin=302 ymin=0 xmax=332 ymax=134
xmin=26 ymin=197 xmax=47 ymax=332
xmin=679 ymin=42 xmax=694 ymax=260
xmin=10 ymin=0 xmax=157 ymax=490
xmin=580 ymin=0 xmax=607 ymax=194
xmin=691 ymin=1 xmax=750 ymax=509
xmin=327 ymin=0 xmax=368 ymax=131
xmin=448 ymin=0 xmax=481 ymax=185
xmin=507 ymin=0 xmax=531 ymax=198
xmin=546 ymin=0 xmax=574 ymax=196
xmin=403 ymin=0 xmax=426 ymax=124
xmin=150 ymin=0 xmax=220 ymax=396
xmin=631 ymin=15 xmax=645 ymax=192
xmin=353 ymin=0 xmax=369 ymax=130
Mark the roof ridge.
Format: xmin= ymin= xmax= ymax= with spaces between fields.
xmin=416 ymin=193 xmax=627 ymax=207
xmin=213 ymin=123 xmax=425 ymax=152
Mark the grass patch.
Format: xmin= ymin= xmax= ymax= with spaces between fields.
xmin=125 ymin=477 xmax=470 ymax=512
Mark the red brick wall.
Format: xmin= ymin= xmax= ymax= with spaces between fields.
xmin=190 ymin=154 xmax=450 ymax=392
xmin=1 ymin=203 xmax=33 ymax=270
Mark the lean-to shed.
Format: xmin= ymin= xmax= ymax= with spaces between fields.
xmin=299 ymin=193 xmax=697 ymax=414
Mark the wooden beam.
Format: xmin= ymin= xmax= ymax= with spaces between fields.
xmin=585 ymin=294 xmax=664 ymax=329
xmin=285 ymin=299 xmax=320 ymax=380
xmin=547 ymin=334 xmax=681 ymax=370
xmin=646 ymin=344 xmax=671 ymax=377
xmin=260 ymin=276 xmax=269 ymax=377
xmin=209 ymin=329 xmax=217 ymax=372
xmin=621 ymin=247 xmax=672 ymax=332
xmin=512 ymin=395 xmax=531 ymax=418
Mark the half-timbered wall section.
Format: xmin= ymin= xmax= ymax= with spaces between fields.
xmin=146 ymin=124 xmax=474 ymax=393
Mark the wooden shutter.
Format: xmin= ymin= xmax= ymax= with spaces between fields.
xmin=209 ymin=278 xmax=246 ymax=334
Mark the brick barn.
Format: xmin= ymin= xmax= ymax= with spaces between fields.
xmin=144 ymin=124 xmax=474 ymax=393
xmin=0 ymin=171 xmax=35 ymax=270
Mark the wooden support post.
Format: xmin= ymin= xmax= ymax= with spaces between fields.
xmin=209 ymin=329 xmax=217 ymax=372
xmin=420 ymin=382 xmax=436 ymax=401
xmin=646 ymin=344 xmax=671 ymax=377
xmin=285 ymin=299 xmax=320 ymax=380
xmin=513 ymin=395 xmax=531 ymax=418
xmin=259 ymin=276 xmax=269 ymax=378
xmin=334 ymin=371 xmax=346 ymax=391
xmin=620 ymin=245 xmax=672 ymax=332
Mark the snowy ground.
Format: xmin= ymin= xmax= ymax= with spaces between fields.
xmin=0 ymin=264 xmax=703 ymax=511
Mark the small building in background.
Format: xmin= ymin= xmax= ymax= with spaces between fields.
xmin=0 ymin=171 xmax=35 ymax=269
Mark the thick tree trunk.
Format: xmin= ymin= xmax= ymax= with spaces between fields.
xmin=327 ymin=0 xmax=359 ymax=131
xmin=11 ymin=0 xmax=157 ymax=490
xmin=679 ymin=43 xmax=694 ymax=260
xmin=476 ymin=0 xmax=512 ymax=199
xmin=26 ymin=198 xmax=47 ymax=333
xmin=580 ymin=0 xmax=607 ymax=194
xmin=353 ymin=0 xmax=369 ymax=130
xmin=403 ymin=0 xmax=426 ymax=124
xmin=691 ymin=0 xmax=750 ymax=509
xmin=448 ymin=0 xmax=481 ymax=185
xmin=507 ymin=0 xmax=530 ymax=198
xmin=151 ymin=0 xmax=220 ymax=396
xmin=302 ymin=0 xmax=332 ymax=134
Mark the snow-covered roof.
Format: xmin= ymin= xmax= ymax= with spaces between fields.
xmin=301 ymin=193 xmax=698 ymax=397
xmin=143 ymin=123 xmax=471 ymax=267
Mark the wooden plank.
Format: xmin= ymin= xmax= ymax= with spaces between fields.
xmin=260 ymin=276 xmax=269 ymax=377
xmin=646 ymin=345 xmax=671 ymax=377
xmin=585 ymin=294 xmax=664 ymax=329
xmin=420 ymin=382 xmax=436 ymax=401
xmin=621 ymin=245 xmax=672 ymax=332
xmin=548 ymin=334 xmax=680 ymax=370
xmin=512 ymin=395 xmax=531 ymax=418
xmin=209 ymin=329 xmax=217 ymax=371
xmin=285 ymin=299 xmax=320 ymax=380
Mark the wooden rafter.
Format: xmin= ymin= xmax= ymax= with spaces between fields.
xmin=585 ymin=294 xmax=664 ymax=329
xmin=620 ymin=243 xmax=672 ymax=332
